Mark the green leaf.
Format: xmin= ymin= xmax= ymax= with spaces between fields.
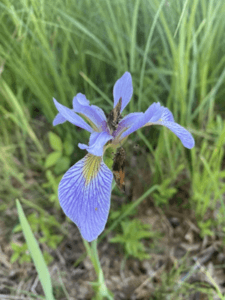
xmin=48 ymin=131 xmax=63 ymax=152
xmin=54 ymin=156 xmax=70 ymax=175
xmin=19 ymin=254 xmax=31 ymax=263
xmin=50 ymin=194 xmax=57 ymax=202
xmin=110 ymin=219 xmax=159 ymax=260
xmin=16 ymin=200 xmax=55 ymax=300
xmin=11 ymin=242 xmax=20 ymax=251
xmin=10 ymin=252 xmax=20 ymax=263
xmin=43 ymin=251 xmax=54 ymax=265
xmin=64 ymin=139 xmax=74 ymax=156
xmin=45 ymin=151 xmax=61 ymax=168
xmin=13 ymin=224 xmax=22 ymax=233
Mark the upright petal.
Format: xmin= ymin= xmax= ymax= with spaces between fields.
xmin=78 ymin=131 xmax=113 ymax=156
xmin=53 ymin=98 xmax=93 ymax=133
xmin=58 ymin=154 xmax=113 ymax=242
xmin=73 ymin=93 xmax=107 ymax=131
xmin=113 ymin=72 xmax=133 ymax=113
xmin=120 ymin=102 xmax=163 ymax=139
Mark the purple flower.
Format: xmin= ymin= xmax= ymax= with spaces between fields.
xmin=53 ymin=72 xmax=194 ymax=242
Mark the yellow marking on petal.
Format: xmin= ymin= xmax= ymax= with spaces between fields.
xmin=83 ymin=154 xmax=102 ymax=186
xmin=79 ymin=113 xmax=100 ymax=132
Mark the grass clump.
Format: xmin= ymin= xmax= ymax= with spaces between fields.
xmin=0 ymin=0 xmax=225 ymax=298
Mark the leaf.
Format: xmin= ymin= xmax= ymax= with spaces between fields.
xmin=43 ymin=251 xmax=54 ymax=265
xmin=12 ymin=224 xmax=22 ymax=233
xmin=16 ymin=200 xmax=55 ymax=300
xmin=64 ymin=139 xmax=74 ymax=156
xmin=54 ymin=156 xmax=70 ymax=175
xmin=50 ymin=194 xmax=57 ymax=202
xmin=11 ymin=243 xmax=20 ymax=251
xmin=48 ymin=131 xmax=63 ymax=152
xmin=19 ymin=254 xmax=31 ymax=264
xmin=45 ymin=151 xmax=61 ymax=168
xmin=10 ymin=252 xmax=20 ymax=263
xmin=110 ymin=219 xmax=157 ymax=260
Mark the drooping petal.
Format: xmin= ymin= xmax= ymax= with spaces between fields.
xmin=53 ymin=113 xmax=67 ymax=126
xmin=144 ymin=105 xmax=175 ymax=125
xmin=145 ymin=107 xmax=195 ymax=149
xmin=113 ymin=72 xmax=133 ymax=113
xmin=160 ymin=107 xmax=174 ymax=122
xmin=73 ymin=93 xmax=107 ymax=131
xmin=78 ymin=131 xmax=113 ymax=156
xmin=58 ymin=154 xmax=113 ymax=242
xmin=120 ymin=102 xmax=163 ymax=139
xmin=53 ymin=98 xmax=93 ymax=133
xmin=154 ymin=121 xmax=195 ymax=149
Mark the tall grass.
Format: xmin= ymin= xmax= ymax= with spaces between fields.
xmin=1 ymin=0 xmax=225 ymax=297
xmin=1 ymin=0 xmax=225 ymax=221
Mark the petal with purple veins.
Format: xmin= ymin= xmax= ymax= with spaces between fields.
xmin=145 ymin=106 xmax=194 ymax=149
xmin=154 ymin=121 xmax=195 ymax=149
xmin=58 ymin=154 xmax=113 ymax=242
xmin=120 ymin=102 xmax=163 ymax=139
xmin=53 ymin=98 xmax=93 ymax=132
xmin=78 ymin=131 xmax=113 ymax=156
xmin=144 ymin=106 xmax=174 ymax=125
xmin=113 ymin=112 xmax=143 ymax=138
xmin=73 ymin=93 xmax=107 ymax=131
xmin=113 ymin=72 xmax=133 ymax=113
xmin=161 ymin=107 xmax=174 ymax=122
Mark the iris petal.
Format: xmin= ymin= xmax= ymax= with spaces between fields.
xmin=53 ymin=98 xmax=93 ymax=132
xmin=121 ymin=102 xmax=163 ymax=139
xmin=155 ymin=121 xmax=195 ymax=149
xmin=161 ymin=107 xmax=174 ymax=122
xmin=119 ymin=103 xmax=194 ymax=149
xmin=53 ymin=113 xmax=67 ymax=126
xmin=58 ymin=154 xmax=113 ymax=242
xmin=113 ymin=72 xmax=133 ymax=113
xmin=113 ymin=112 xmax=143 ymax=138
xmin=73 ymin=93 xmax=107 ymax=131
xmin=78 ymin=131 xmax=113 ymax=156
xmin=146 ymin=107 xmax=194 ymax=149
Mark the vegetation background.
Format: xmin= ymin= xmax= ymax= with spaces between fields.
xmin=0 ymin=0 xmax=225 ymax=299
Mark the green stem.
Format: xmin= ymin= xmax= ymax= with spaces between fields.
xmin=83 ymin=238 xmax=114 ymax=300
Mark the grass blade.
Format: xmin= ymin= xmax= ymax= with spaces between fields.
xmin=16 ymin=199 xmax=55 ymax=300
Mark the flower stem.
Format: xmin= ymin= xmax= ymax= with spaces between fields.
xmin=83 ymin=238 xmax=114 ymax=300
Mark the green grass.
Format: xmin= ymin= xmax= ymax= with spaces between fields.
xmin=1 ymin=0 xmax=225 ymax=298
xmin=16 ymin=200 xmax=55 ymax=300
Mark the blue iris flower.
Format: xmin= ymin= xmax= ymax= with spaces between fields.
xmin=53 ymin=72 xmax=194 ymax=242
